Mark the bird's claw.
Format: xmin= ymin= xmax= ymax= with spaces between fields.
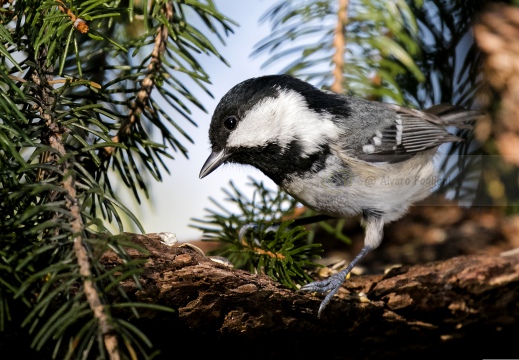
xmin=300 ymin=271 xmax=346 ymax=293
xmin=300 ymin=271 xmax=347 ymax=318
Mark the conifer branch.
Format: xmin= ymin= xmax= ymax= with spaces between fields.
xmin=31 ymin=46 xmax=120 ymax=360
xmin=103 ymin=2 xmax=173 ymax=157
xmin=1 ymin=0 xmax=235 ymax=357
xmin=331 ymin=0 xmax=348 ymax=93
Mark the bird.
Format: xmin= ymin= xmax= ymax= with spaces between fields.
xmin=199 ymin=74 xmax=481 ymax=318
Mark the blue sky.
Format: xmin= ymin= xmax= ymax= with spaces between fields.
xmin=129 ymin=0 xmax=280 ymax=241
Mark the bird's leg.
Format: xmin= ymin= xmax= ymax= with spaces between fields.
xmin=300 ymin=214 xmax=384 ymax=318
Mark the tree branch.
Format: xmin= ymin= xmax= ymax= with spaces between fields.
xmin=103 ymin=2 xmax=173 ymax=157
xmin=100 ymin=232 xmax=519 ymax=359
xmin=331 ymin=0 xmax=348 ymax=93
xmin=31 ymin=45 xmax=120 ymax=360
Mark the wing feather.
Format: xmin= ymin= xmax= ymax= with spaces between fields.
xmin=356 ymin=103 xmax=478 ymax=163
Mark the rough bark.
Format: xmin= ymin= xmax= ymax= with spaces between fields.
xmin=101 ymin=231 xmax=519 ymax=360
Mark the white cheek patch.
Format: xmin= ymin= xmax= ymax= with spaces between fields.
xmin=226 ymin=89 xmax=340 ymax=157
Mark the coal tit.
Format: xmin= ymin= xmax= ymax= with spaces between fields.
xmin=199 ymin=74 xmax=481 ymax=317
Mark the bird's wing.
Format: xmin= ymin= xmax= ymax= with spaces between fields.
xmin=356 ymin=103 xmax=462 ymax=163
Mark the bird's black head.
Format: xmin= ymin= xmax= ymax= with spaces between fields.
xmin=199 ymin=75 xmax=348 ymax=182
xmin=208 ymin=75 xmax=318 ymax=149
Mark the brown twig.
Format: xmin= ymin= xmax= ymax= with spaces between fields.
xmin=47 ymin=77 xmax=102 ymax=89
xmin=31 ymin=45 xmax=120 ymax=360
xmin=56 ymin=0 xmax=89 ymax=33
xmin=102 ymin=2 xmax=173 ymax=156
xmin=331 ymin=0 xmax=348 ymax=93
xmin=254 ymin=247 xmax=286 ymax=260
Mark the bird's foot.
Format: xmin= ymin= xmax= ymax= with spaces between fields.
xmin=300 ymin=270 xmax=348 ymax=318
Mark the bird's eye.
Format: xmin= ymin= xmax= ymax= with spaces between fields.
xmin=224 ymin=116 xmax=237 ymax=130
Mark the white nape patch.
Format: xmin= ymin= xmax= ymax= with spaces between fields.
xmin=395 ymin=115 xmax=403 ymax=145
xmin=363 ymin=144 xmax=375 ymax=154
xmin=373 ymin=136 xmax=382 ymax=146
xmin=225 ymin=89 xmax=340 ymax=156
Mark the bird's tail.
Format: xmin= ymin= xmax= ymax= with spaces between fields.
xmin=425 ymin=104 xmax=483 ymax=129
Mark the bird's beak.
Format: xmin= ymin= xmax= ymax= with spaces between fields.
xmin=199 ymin=149 xmax=230 ymax=179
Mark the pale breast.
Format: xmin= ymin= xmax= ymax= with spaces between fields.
xmin=281 ymin=152 xmax=438 ymax=223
